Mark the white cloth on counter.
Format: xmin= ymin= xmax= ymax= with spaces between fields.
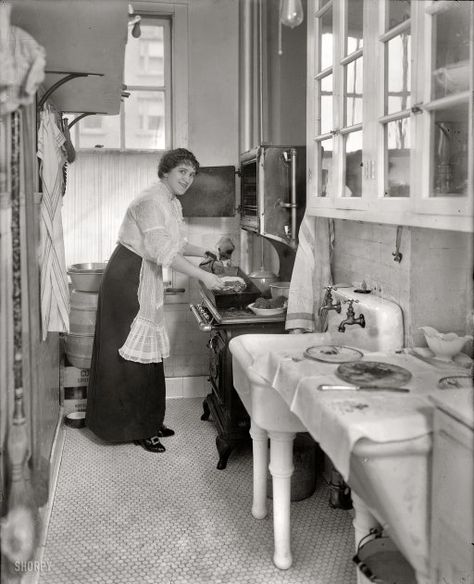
xmin=118 ymin=181 xmax=187 ymax=363
xmin=0 ymin=4 xmax=46 ymax=115
xmin=285 ymin=214 xmax=334 ymax=332
xmin=37 ymin=107 xmax=70 ymax=340
xmin=249 ymin=348 xmax=466 ymax=480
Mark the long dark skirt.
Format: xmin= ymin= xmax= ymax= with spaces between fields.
xmin=85 ymin=244 xmax=166 ymax=443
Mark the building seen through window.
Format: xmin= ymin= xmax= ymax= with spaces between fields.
xmin=71 ymin=15 xmax=170 ymax=150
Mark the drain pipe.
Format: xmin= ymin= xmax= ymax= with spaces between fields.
xmin=239 ymin=0 xmax=253 ymax=153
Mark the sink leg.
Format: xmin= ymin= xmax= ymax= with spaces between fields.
xmin=351 ymin=491 xmax=382 ymax=584
xmin=250 ymin=421 xmax=268 ymax=520
xmin=268 ymin=430 xmax=296 ymax=570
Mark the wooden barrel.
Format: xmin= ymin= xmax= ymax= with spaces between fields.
xmin=69 ymin=290 xmax=98 ymax=335
xmin=65 ymin=333 xmax=94 ymax=369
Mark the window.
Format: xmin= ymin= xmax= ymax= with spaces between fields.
xmin=72 ymin=15 xmax=171 ymax=150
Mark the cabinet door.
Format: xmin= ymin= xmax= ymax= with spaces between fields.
xmin=413 ymin=0 xmax=473 ymax=229
xmin=371 ymin=0 xmax=413 ymax=222
xmin=307 ymin=0 xmax=367 ymax=213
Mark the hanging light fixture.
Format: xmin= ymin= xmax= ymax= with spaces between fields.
xmin=280 ymin=0 xmax=304 ymax=29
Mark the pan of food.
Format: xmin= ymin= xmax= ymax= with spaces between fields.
xmin=199 ymin=268 xmax=261 ymax=310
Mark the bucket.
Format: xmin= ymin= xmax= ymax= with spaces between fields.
xmin=69 ymin=290 xmax=98 ymax=334
xmin=268 ymin=433 xmax=317 ymax=502
xmin=353 ymin=530 xmax=417 ymax=584
xmin=65 ymin=333 xmax=94 ymax=369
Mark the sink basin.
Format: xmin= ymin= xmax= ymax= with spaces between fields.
xmin=229 ymin=287 xmax=437 ymax=578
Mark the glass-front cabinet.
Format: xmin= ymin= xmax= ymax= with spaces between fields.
xmin=306 ymin=0 xmax=473 ymax=231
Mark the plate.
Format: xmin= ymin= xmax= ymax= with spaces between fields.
xmin=336 ymin=361 xmax=412 ymax=387
xmin=438 ymin=375 xmax=474 ymax=390
xmin=248 ymin=302 xmax=286 ymax=316
xmin=304 ymin=345 xmax=363 ymax=363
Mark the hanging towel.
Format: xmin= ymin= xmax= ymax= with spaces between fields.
xmin=285 ymin=214 xmax=334 ymax=332
xmin=37 ymin=107 xmax=70 ymax=340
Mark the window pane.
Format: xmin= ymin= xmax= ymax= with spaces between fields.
xmin=77 ymin=114 xmax=121 ymax=149
xmin=345 ymin=57 xmax=363 ymax=126
xmin=320 ymin=74 xmax=333 ymax=134
xmin=432 ymin=104 xmax=469 ymax=196
xmin=346 ymin=0 xmax=363 ymax=55
xmin=343 ymin=131 xmax=362 ymax=197
xmin=387 ymin=0 xmax=411 ymax=31
xmin=124 ymin=21 xmax=165 ymax=87
xmin=320 ymin=7 xmax=333 ymax=70
xmin=432 ymin=3 xmax=470 ymax=99
xmin=386 ymin=32 xmax=411 ymax=114
xmin=320 ymin=137 xmax=334 ymax=197
xmin=124 ymin=91 xmax=166 ymax=149
xmin=384 ymin=118 xmax=410 ymax=197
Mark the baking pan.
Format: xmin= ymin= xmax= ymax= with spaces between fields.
xmin=199 ymin=268 xmax=261 ymax=310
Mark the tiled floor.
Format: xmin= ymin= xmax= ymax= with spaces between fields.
xmin=38 ymin=398 xmax=357 ymax=584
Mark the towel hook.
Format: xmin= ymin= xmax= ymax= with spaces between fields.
xmin=392 ymin=225 xmax=403 ymax=263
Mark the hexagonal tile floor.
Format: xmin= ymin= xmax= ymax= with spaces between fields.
xmin=38 ymin=398 xmax=356 ymax=584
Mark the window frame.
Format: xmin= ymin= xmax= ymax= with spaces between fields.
xmin=73 ymin=1 xmax=189 ymax=152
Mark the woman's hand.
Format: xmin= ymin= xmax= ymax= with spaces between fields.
xmin=200 ymin=271 xmax=226 ymax=291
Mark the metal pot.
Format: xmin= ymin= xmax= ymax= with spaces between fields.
xmin=248 ymin=268 xmax=278 ymax=297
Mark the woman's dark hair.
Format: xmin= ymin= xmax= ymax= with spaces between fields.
xmin=158 ymin=148 xmax=200 ymax=178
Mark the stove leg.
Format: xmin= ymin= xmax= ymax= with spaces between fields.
xmin=268 ymin=430 xmax=296 ymax=570
xmin=216 ymin=435 xmax=233 ymax=470
xmin=200 ymin=396 xmax=211 ymax=421
xmin=250 ymin=421 xmax=268 ymax=519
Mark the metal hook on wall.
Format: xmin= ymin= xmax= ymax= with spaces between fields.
xmin=392 ymin=225 xmax=403 ymax=263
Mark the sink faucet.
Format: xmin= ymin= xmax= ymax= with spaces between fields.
xmin=319 ymin=286 xmax=341 ymax=316
xmin=338 ymin=299 xmax=365 ymax=332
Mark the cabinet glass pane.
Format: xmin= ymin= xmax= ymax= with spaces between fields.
xmin=387 ymin=0 xmax=411 ymax=31
xmin=386 ymin=33 xmax=411 ymax=114
xmin=343 ymin=131 xmax=362 ymax=197
xmin=346 ymin=0 xmax=363 ymax=55
xmin=320 ymin=6 xmax=333 ymax=70
xmin=432 ymin=3 xmax=471 ymax=100
xmin=384 ymin=118 xmax=410 ymax=198
xmin=320 ymin=74 xmax=334 ymax=135
xmin=345 ymin=57 xmax=363 ymax=126
xmin=321 ymin=138 xmax=335 ymax=197
xmin=431 ymin=104 xmax=469 ymax=197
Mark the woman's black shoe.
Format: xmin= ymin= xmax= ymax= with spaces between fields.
xmin=134 ymin=436 xmax=166 ymax=453
xmin=157 ymin=424 xmax=175 ymax=437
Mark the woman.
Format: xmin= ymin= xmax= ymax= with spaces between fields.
xmin=86 ymin=148 xmax=225 ymax=453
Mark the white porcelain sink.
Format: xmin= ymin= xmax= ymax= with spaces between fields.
xmin=229 ymin=287 xmax=409 ymax=571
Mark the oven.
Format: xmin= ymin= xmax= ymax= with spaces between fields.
xmin=240 ymin=145 xmax=306 ymax=247
xmin=190 ymin=282 xmax=286 ymax=470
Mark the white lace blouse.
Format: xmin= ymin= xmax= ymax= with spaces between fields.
xmin=117 ymin=181 xmax=187 ymax=364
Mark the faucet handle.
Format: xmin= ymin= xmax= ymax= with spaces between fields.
xmin=343 ymin=298 xmax=359 ymax=306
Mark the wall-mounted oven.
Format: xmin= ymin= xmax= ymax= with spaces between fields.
xmin=239 ymin=145 xmax=306 ymax=247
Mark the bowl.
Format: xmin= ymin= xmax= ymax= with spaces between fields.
xmin=248 ymin=302 xmax=287 ymax=317
xmin=68 ymin=262 xmax=107 ymax=272
xmin=68 ymin=264 xmax=106 ymax=292
xmin=269 ymin=281 xmax=291 ymax=299
xmin=419 ymin=326 xmax=473 ymax=362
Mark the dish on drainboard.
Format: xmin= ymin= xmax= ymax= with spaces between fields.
xmin=336 ymin=361 xmax=412 ymax=387
xmin=438 ymin=375 xmax=474 ymax=390
xmin=304 ymin=345 xmax=363 ymax=363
